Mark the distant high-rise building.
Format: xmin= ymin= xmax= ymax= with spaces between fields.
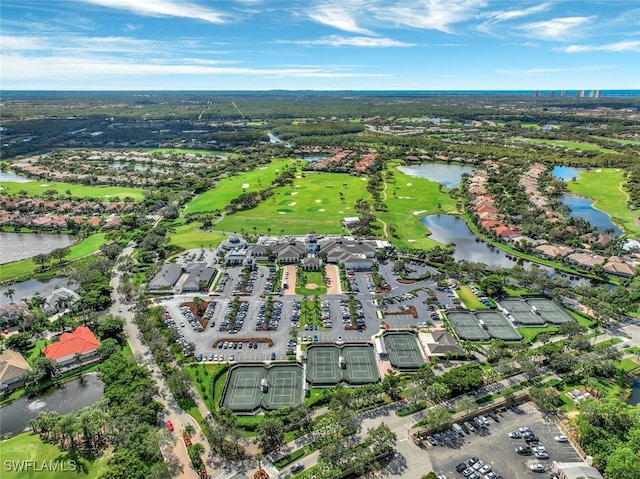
xmin=578 ymin=90 xmax=585 ymax=98
xmin=561 ymin=90 xmax=567 ymax=97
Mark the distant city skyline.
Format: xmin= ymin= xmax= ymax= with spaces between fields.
xmin=1 ymin=0 xmax=639 ymax=91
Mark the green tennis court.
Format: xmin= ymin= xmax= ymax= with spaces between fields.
xmin=526 ymin=298 xmax=573 ymax=324
xmin=342 ymin=344 xmax=379 ymax=384
xmin=383 ymin=331 xmax=425 ymax=371
xmin=306 ymin=345 xmax=341 ymax=386
xmin=264 ymin=365 xmax=303 ymax=409
xmin=447 ymin=312 xmax=490 ymax=341
xmin=499 ymin=298 xmax=546 ymax=326
xmin=476 ymin=311 xmax=522 ymax=341
xmin=221 ymin=364 xmax=303 ymax=413
xmin=221 ymin=365 xmax=263 ymax=412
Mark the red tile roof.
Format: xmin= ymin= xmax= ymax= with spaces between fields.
xmin=44 ymin=326 xmax=100 ymax=361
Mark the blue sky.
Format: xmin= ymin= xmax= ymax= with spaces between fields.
xmin=1 ymin=0 xmax=639 ymax=90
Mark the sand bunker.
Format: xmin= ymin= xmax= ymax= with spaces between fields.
xmin=315 ymin=199 xmax=321 ymax=203
xmin=319 ymin=209 xmax=325 ymax=212
xmin=40 ymin=184 xmax=49 ymax=187
xmin=289 ymin=202 xmax=297 ymax=206
xmin=278 ymin=212 xmax=286 ymax=215
xmin=412 ymin=210 xmax=426 ymax=216
xmin=305 ymin=283 xmax=318 ymax=290
xmin=407 ymin=239 xmax=416 ymax=243
xmin=291 ymin=192 xmax=298 ymax=196
xmin=242 ymin=183 xmax=250 ymax=188
xmin=406 ymin=182 xmax=413 ymax=186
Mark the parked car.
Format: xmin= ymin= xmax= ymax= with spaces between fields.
xmin=291 ymin=463 xmax=304 ymax=473
xmin=166 ymin=420 xmax=174 ymax=431
xmin=529 ymin=464 xmax=545 ymax=473
xmin=554 ymin=435 xmax=568 ymax=442
xmin=508 ymin=431 xmax=521 ymax=438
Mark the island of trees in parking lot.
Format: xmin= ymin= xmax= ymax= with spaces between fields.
xmin=1 ymin=90 xmax=639 ymax=479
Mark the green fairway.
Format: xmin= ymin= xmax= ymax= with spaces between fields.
xmin=511 ymin=137 xmax=618 ymax=154
xmin=0 ymin=433 xmax=111 ymax=479
xmin=216 ymin=170 xmax=373 ymax=235
xmin=184 ymin=159 xmax=296 ymax=215
xmin=0 ymin=181 xmax=144 ymax=202
xmin=376 ymin=163 xmax=457 ymax=249
xmin=567 ymin=168 xmax=640 ymax=236
xmin=168 ymin=221 xmax=226 ymax=250
xmin=0 ymin=233 xmax=105 ymax=283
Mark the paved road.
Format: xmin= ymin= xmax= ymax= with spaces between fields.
xmin=111 ymin=244 xmax=213 ymax=479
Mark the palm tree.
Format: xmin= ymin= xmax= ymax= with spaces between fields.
xmin=184 ymin=424 xmax=196 ymax=438
xmin=4 ymin=288 xmax=15 ymax=303
xmin=190 ymin=442 xmax=205 ymax=458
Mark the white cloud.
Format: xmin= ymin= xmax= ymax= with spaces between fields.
xmin=490 ymin=3 xmax=551 ymax=22
xmin=308 ymin=2 xmax=374 ymax=35
xmin=560 ymin=40 xmax=640 ymax=53
xmin=280 ymin=35 xmax=415 ymax=47
xmin=497 ymin=65 xmax=615 ymax=76
xmin=520 ymin=16 xmax=593 ymax=41
xmin=0 ymin=53 xmax=387 ymax=81
xmin=77 ymin=0 xmax=229 ymax=24
xmin=372 ymin=0 xmax=487 ymax=34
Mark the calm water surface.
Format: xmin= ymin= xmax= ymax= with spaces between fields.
xmin=559 ymin=194 xmax=622 ymax=234
xmin=0 ymin=277 xmax=72 ymax=306
xmin=398 ymin=162 xmax=475 ymax=188
xmin=552 ymin=166 xmax=586 ymax=181
xmin=0 ymin=171 xmax=32 ymax=183
xmin=0 ymin=373 xmax=104 ymax=435
xmin=0 ymin=232 xmax=76 ymax=264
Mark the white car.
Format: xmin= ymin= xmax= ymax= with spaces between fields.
xmin=229 ymin=354 xmax=235 ymax=361
xmin=529 ymin=464 xmax=545 ymax=473
xmin=554 ymin=435 xmax=568 ymax=442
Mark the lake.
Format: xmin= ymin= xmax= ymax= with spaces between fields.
xmin=0 ymin=373 xmax=105 ymax=435
xmin=304 ymin=156 xmax=329 ymax=162
xmin=0 ymin=232 xmax=76 ymax=264
xmin=0 ymin=277 xmax=73 ymax=306
xmin=420 ymin=215 xmax=519 ymax=267
xmin=552 ymin=166 xmax=586 ymax=181
xmin=397 ymin=162 xmax=475 ymax=188
xmin=0 ymin=171 xmax=32 ymax=183
xmin=559 ymin=194 xmax=622 ymax=234
xmin=419 ymin=214 xmax=594 ymax=286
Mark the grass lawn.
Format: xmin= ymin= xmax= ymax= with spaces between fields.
xmin=216 ymin=169 xmax=374 ymax=235
xmin=168 ymin=221 xmax=226 ymax=251
xmin=567 ymin=168 xmax=640 ymax=236
xmin=504 ymin=285 xmax=534 ymax=296
xmin=377 ymin=162 xmax=457 ymax=249
xmin=0 ymin=181 xmax=144 ymax=202
xmin=511 ymin=137 xmax=619 ymax=154
xmin=457 ymin=285 xmax=489 ymax=309
xmin=183 ymin=364 xmax=222 ymax=412
xmin=616 ymin=358 xmax=640 ymax=374
xmin=184 ymin=159 xmax=295 ymax=215
xmin=0 ymin=433 xmax=111 ymax=479
xmin=296 ymin=271 xmax=327 ymax=296
xmin=517 ymin=326 xmax=560 ymax=342
xmin=0 ymin=233 xmax=106 ymax=283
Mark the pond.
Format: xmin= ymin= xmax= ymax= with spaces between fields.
xmin=0 ymin=171 xmax=32 ymax=183
xmin=420 ymin=215 xmax=519 ymax=268
xmin=552 ymin=166 xmax=586 ymax=181
xmin=559 ymin=194 xmax=622 ymax=235
xmin=303 ymin=156 xmax=329 ymax=162
xmin=0 ymin=373 xmax=105 ymax=435
xmin=0 ymin=277 xmax=73 ymax=306
xmin=109 ymin=162 xmax=151 ymax=171
xmin=397 ymin=162 xmax=475 ymax=188
xmin=0 ymin=232 xmax=76 ymax=265
xmin=628 ymin=380 xmax=640 ymax=405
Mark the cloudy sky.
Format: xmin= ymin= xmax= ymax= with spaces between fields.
xmin=1 ymin=0 xmax=639 ymax=90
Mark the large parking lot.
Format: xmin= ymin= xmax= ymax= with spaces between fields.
xmin=157 ymin=256 xmax=453 ymax=364
xmin=424 ymin=402 xmax=582 ymax=479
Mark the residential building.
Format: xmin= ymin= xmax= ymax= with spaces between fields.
xmin=0 ymin=350 xmax=31 ymax=394
xmin=44 ymin=326 xmax=101 ymax=371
